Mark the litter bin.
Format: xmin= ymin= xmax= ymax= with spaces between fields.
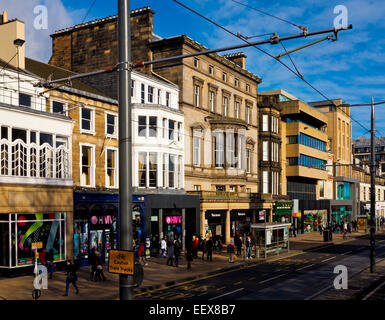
xmin=323 ymin=230 xmax=332 ymax=242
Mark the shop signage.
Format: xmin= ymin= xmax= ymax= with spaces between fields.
xmin=91 ymin=215 xmax=113 ymax=225
xmin=259 ymin=210 xmax=266 ymax=220
xmin=266 ymin=229 xmax=272 ymax=245
xmin=165 ymin=216 xmax=182 ymax=224
xmin=216 ymin=225 xmax=222 ymax=235
xmin=211 ymin=213 xmax=221 ymax=218
xmin=108 ymin=250 xmax=134 ymax=275
xmin=238 ymin=212 xmax=246 ymax=217
xmin=273 ymin=202 xmax=294 ymax=215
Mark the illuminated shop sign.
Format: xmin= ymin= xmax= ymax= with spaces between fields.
xmin=91 ymin=215 xmax=113 ymax=225
xmin=165 ymin=216 xmax=182 ymax=224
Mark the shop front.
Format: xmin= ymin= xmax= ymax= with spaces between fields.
xmin=0 ymin=213 xmax=67 ymax=269
xmin=331 ymin=205 xmax=352 ymax=224
xmin=273 ymin=201 xmax=294 ymax=223
xmin=205 ymin=211 xmax=226 ymax=241
xmin=230 ymin=210 xmax=253 ymax=237
xmin=302 ymin=210 xmax=327 ymax=232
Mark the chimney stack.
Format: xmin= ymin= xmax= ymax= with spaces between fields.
xmin=0 ymin=11 xmax=25 ymax=69
xmin=223 ymin=52 xmax=247 ymax=69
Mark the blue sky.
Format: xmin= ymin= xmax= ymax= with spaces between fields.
xmin=1 ymin=0 xmax=384 ymax=138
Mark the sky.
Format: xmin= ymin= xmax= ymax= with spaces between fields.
xmin=0 ymin=0 xmax=384 ymax=139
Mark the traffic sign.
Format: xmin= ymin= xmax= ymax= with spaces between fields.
xmin=32 ymin=242 xmax=43 ymax=250
xmin=108 ymin=250 xmax=134 ymax=275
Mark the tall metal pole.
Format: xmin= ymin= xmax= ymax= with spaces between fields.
xmin=370 ymin=96 xmax=376 ymax=273
xmin=118 ymin=0 xmax=134 ymax=299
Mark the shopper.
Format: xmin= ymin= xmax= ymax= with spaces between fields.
xmin=246 ymin=236 xmax=253 ymax=259
xmin=159 ymin=238 xmax=167 ymax=258
xmin=138 ymin=242 xmax=148 ymax=266
xmin=174 ymin=239 xmax=181 ymax=267
xmin=235 ymin=235 xmax=242 ymax=256
xmin=95 ymin=251 xmax=106 ymax=281
xmin=206 ymin=237 xmax=213 ymax=262
xmin=192 ymin=235 xmax=199 ymax=258
xmin=166 ymin=241 xmax=174 ymax=266
xmin=88 ymin=247 xmax=97 ymax=281
xmin=63 ymin=260 xmax=79 ymax=296
xmin=45 ymin=249 xmax=54 ymax=279
xmin=201 ymin=238 xmax=207 ymax=260
xmin=227 ymin=240 xmax=235 ymax=263
xmin=185 ymin=242 xmax=193 ymax=270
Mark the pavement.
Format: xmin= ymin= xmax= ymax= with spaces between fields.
xmin=0 ymin=230 xmax=373 ymax=300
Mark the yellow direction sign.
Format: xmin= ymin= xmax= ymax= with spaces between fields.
xmin=108 ymin=250 xmax=134 ymax=275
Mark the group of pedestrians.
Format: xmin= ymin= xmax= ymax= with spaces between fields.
xmin=160 ymin=238 xmax=182 ymax=267
xmin=228 ymin=235 xmax=254 ymax=262
xmin=89 ymin=247 xmax=107 ymax=282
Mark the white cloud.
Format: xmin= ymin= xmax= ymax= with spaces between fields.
xmin=0 ymin=0 xmax=84 ymax=62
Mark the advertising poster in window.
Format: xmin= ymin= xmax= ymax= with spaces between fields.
xmin=266 ymin=229 xmax=272 ymax=245
xmin=16 ymin=213 xmax=65 ymax=266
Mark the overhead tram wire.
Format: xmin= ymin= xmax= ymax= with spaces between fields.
xmin=231 ymin=0 xmax=307 ymax=32
xmin=81 ymin=0 xmax=98 ymax=24
xmin=171 ymin=0 xmax=370 ymax=136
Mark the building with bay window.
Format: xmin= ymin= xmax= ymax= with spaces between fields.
xmin=0 ymin=16 xmax=73 ymax=270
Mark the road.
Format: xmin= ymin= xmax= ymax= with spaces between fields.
xmin=135 ymin=233 xmax=385 ymax=300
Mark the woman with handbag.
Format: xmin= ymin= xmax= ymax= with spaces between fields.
xmin=63 ymin=260 xmax=79 ymax=296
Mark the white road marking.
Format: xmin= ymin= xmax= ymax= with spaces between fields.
xmin=296 ymin=264 xmax=315 ymax=271
xmin=259 ymin=273 xmax=287 ymax=284
xmin=341 ymin=250 xmax=353 ymax=255
xmin=209 ymin=288 xmax=245 ymax=300
xmin=321 ymin=256 xmax=336 ymax=262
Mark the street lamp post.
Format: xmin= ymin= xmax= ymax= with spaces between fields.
xmin=118 ymin=0 xmax=134 ymax=299
xmin=370 ymin=97 xmax=376 ymax=273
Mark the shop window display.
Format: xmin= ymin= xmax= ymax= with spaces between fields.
xmin=0 ymin=213 xmax=66 ymax=268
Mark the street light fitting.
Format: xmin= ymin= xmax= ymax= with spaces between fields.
xmin=13 ymin=38 xmax=25 ymax=47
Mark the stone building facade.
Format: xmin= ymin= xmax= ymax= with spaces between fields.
xmin=48 ymin=6 xmax=277 ymax=243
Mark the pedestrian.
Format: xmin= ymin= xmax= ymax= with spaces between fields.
xmin=227 ymin=240 xmax=235 ymax=263
xmin=246 ymin=236 xmax=253 ymax=259
xmin=185 ymin=242 xmax=193 ymax=270
xmin=206 ymin=237 xmax=213 ymax=262
xmin=63 ymin=259 xmax=79 ymax=296
xmin=138 ymin=242 xmax=148 ymax=266
xmin=45 ymin=249 xmax=54 ymax=279
xmin=201 ymin=238 xmax=207 ymax=260
xmin=318 ymin=223 xmax=323 ymax=235
xmin=293 ymin=225 xmax=297 ymax=237
xmin=95 ymin=251 xmax=106 ymax=281
xmin=192 ymin=235 xmax=199 ymax=258
xmin=88 ymin=247 xmax=97 ymax=281
xmin=166 ymin=241 xmax=174 ymax=266
xmin=235 ymin=235 xmax=242 ymax=256
xmin=174 ymin=239 xmax=181 ymax=267
xmin=159 ymin=238 xmax=167 ymax=258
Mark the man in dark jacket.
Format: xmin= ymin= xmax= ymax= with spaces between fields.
xmin=235 ymin=235 xmax=242 ymax=256
xmin=64 ymin=260 xmax=79 ymax=296
xmin=206 ymin=237 xmax=214 ymax=261
xmin=88 ymin=247 xmax=97 ymax=281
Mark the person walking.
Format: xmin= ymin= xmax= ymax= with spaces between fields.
xmin=185 ymin=242 xmax=193 ymax=270
xmin=166 ymin=241 xmax=174 ymax=266
xmin=63 ymin=260 xmax=79 ymax=296
xmin=174 ymin=239 xmax=181 ymax=267
xmin=95 ymin=251 xmax=106 ymax=281
xmin=235 ymin=235 xmax=242 ymax=256
xmin=206 ymin=237 xmax=213 ymax=262
xmin=201 ymin=238 xmax=207 ymax=260
xmin=45 ymin=249 xmax=54 ymax=279
xmin=246 ymin=236 xmax=253 ymax=259
xmin=88 ymin=247 xmax=97 ymax=281
xmin=138 ymin=242 xmax=148 ymax=266
xmin=227 ymin=240 xmax=235 ymax=263
xmin=192 ymin=235 xmax=199 ymax=258
xmin=318 ymin=223 xmax=323 ymax=235
xmin=159 ymin=238 xmax=167 ymax=258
